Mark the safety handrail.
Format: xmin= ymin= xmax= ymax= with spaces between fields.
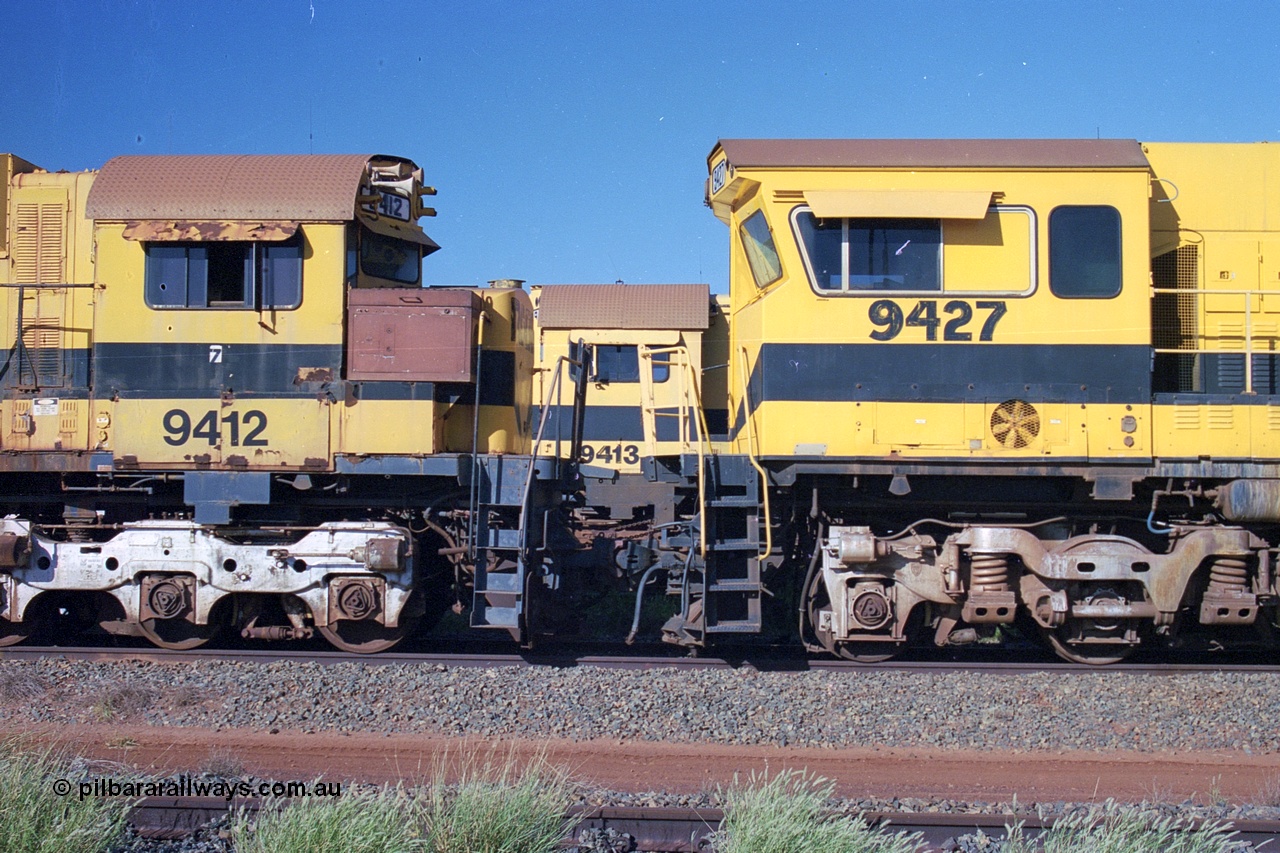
xmin=467 ymin=309 xmax=490 ymax=560
xmin=640 ymin=344 xmax=712 ymax=557
xmin=1151 ymin=285 xmax=1278 ymax=395
xmin=737 ymin=346 xmax=772 ymax=562
xmin=520 ymin=343 xmax=590 ymax=554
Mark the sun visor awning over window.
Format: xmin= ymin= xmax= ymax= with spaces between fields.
xmin=359 ymin=214 xmax=441 ymax=256
xmin=122 ymin=220 xmax=300 ymax=242
xmin=803 ymin=190 xmax=993 ymax=219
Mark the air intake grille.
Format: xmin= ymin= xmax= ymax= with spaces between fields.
xmin=1152 ymin=245 xmax=1200 ymax=393
xmin=12 ymin=203 xmax=65 ymax=284
xmin=990 ymin=400 xmax=1040 ymax=449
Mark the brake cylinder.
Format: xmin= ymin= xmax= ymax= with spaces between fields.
xmin=1216 ymin=480 xmax=1280 ymax=522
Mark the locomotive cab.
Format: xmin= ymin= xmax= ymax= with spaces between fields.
xmin=707 ymin=139 xmax=1154 ymax=465
xmin=646 ymin=138 xmax=1280 ymax=663
xmin=531 ymin=283 xmax=725 ymax=522
xmin=0 ymin=153 xmax=559 ymax=652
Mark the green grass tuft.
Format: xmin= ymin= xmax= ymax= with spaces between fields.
xmin=711 ymin=769 xmax=923 ymax=853
xmin=999 ymin=802 xmax=1243 ymax=853
xmin=0 ymin=741 xmax=129 ymax=853
xmin=231 ymin=787 xmax=419 ymax=853
xmin=1037 ymin=802 xmax=1241 ymax=853
xmin=420 ymin=749 xmax=574 ymax=853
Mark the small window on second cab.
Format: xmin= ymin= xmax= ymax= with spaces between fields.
xmin=1049 ymin=206 xmax=1121 ymax=298
xmin=739 ymin=210 xmax=783 ymax=289
xmin=651 ymin=351 xmax=670 ymax=383
xmin=594 ymin=345 xmax=641 ymax=383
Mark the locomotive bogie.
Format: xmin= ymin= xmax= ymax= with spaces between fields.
xmin=0 ymin=517 xmax=416 ymax=649
xmin=814 ymin=521 xmax=1269 ymax=660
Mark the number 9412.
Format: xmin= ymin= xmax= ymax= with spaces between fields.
xmin=162 ymin=408 xmax=268 ymax=447
xmin=868 ymin=299 xmax=1006 ymax=342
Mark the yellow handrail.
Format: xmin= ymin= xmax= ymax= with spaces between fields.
xmin=1150 ymin=285 xmax=1278 ymax=395
xmin=738 ymin=346 xmax=772 ymax=562
xmin=640 ymin=344 xmax=711 ymax=557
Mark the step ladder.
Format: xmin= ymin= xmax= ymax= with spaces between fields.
xmin=469 ymin=456 xmax=543 ymax=640
xmin=697 ymin=453 xmax=764 ymax=634
xmin=470 ymin=342 xmax=590 ymax=641
xmin=641 ymin=345 xmax=769 ymax=645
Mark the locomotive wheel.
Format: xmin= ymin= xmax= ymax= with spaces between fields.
xmin=317 ymin=617 xmax=417 ymax=653
xmin=805 ymin=568 xmax=902 ymax=663
xmin=138 ymin=618 xmax=221 ymax=651
xmin=318 ymin=592 xmax=423 ymax=653
xmin=1041 ymin=626 xmax=1135 ymax=666
xmin=833 ymin=641 xmax=900 ymax=664
xmin=0 ymin=618 xmax=29 ymax=647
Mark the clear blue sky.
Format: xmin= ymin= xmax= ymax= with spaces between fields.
xmin=5 ymin=1 xmax=1278 ymax=292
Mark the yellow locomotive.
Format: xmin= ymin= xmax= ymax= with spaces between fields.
xmin=0 ymin=153 xmax=572 ymax=652
xmin=531 ymin=283 xmax=729 ymax=523
xmin=7 ymin=139 xmax=1280 ymax=664
xmin=626 ymin=138 xmax=1280 ymax=663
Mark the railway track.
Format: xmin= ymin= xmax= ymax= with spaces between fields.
xmin=127 ymin=798 xmax=1280 ymax=851
xmin=3 ymin=643 xmax=1279 ymax=675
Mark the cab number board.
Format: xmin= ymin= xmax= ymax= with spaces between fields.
xmin=163 ymin=409 xmax=269 ymax=447
xmin=580 ymin=443 xmax=640 ymax=465
xmin=376 ymin=191 xmax=410 ymax=221
xmin=868 ymin=299 xmax=1007 ymax=342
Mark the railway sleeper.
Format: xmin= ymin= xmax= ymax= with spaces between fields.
xmin=0 ymin=518 xmax=416 ymax=652
xmin=817 ymin=523 xmax=1270 ymax=663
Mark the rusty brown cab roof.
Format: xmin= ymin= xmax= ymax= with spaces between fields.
xmin=713 ymin=139 xmax=1150 ymax=170
xmin=85 ymin=154 xmax=409 ymax=221
xmin=537 ymin=284 xmax=710 ymax=330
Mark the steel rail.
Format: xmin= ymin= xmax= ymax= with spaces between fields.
xmin=126 ymin=799 xmax=1280 ymax=851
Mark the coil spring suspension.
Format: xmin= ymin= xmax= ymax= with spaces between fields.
xmin=970 ymin=554 xmax=1010 ymax=591
xmin=1208 ymin=556 xmax=1249 ymax=591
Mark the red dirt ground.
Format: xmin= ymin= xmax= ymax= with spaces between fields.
xmin=22 ymin=723 xmax=1280 ymax=804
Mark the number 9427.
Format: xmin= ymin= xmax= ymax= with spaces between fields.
xmin=868 ymin=299 xmax=1006 ymax=342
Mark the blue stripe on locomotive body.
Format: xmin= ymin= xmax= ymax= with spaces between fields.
xmin=753 ymin=342 xmax=1151 ymax=405
xmin=533 ymin=404 xmax=644 ymax=442
xmin=93 ymin=342 xmax=342 ymax=397
xmin=533 ymin=404 xmax=732 ymax=445
xmin=0 ymin=347 xmax=93 ymax=391
xmin=89 ymin=343 xmax=517 ymax=406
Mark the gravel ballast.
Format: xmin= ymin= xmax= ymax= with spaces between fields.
xmin=2 ymin=657 xmax=1278 ymax=754
xmin=8 ymin=656 xmax=1280 ymax=851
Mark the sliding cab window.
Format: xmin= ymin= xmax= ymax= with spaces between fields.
xmin=739 ymin=210 xmax=783 ymax=289
xmin=1049 ymin=206 xmax=1121 ymax=298
xmin=593 ymin=346 xmax=670 ymax=384
xmin=144 ymin=239 xmax=302 ymax=309
xmin=793 ymin=211 xmax=941 ymax=293
xmin=592 ymin=345 xmax=672 ymax=384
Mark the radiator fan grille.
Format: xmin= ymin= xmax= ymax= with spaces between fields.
xmin=990 ymin=400 xmax=1040 ymax=449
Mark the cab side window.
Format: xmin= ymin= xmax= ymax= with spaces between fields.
xmin=1049 ymin=206 xmax=1121 ymax=298
xmin=144 ymin=239 xmax=302 ymax=309
xmin=594 ymin=346 xmax=669 ymax=383
xmin=794 ymin=212 xmax=942 ymax=292
xmin=739 ymin=210 xmax=783 ymax=289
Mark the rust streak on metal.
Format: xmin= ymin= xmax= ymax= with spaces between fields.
xmin=294 ymin=367 xmax=334 ymax=384
xmin=121 ymin=220 xmax=299 ymax=242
